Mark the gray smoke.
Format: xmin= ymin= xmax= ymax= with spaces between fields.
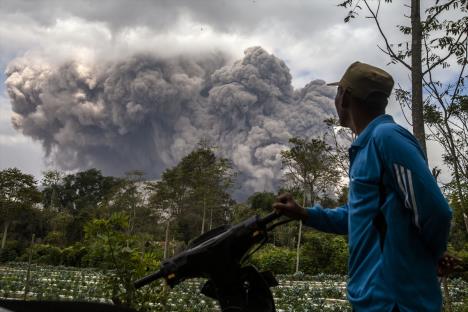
xmin=5 ymin=47 xmax=336 ymax=200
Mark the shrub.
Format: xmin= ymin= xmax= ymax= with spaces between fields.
xmin=61 ymin=243 xmax=88 ymax=267
xmin=300 ymin=231 xmax=348 ymax=275
xmin=447 ymin=243 xmax=468 ymax=281
xmin=83 ymin=212 xmax=166 ymax=310
xmin=43 ymin=231 xmax=66 ymax=246
xmin=0 ymin=240 xmax=20 ymax=262
xmin=250 ymin=244 xmax=295 ymax=274
xmin=21 ymin=244 xmax=63 ymax=265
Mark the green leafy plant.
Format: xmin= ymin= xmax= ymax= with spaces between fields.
xmin=84 ymin=212 xmax=167 ymax=311
xmin=250 ymin=244 xmax=296 ymax=274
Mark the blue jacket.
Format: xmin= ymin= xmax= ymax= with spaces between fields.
xmin=304 ymin=114 xmax=452 ymax=312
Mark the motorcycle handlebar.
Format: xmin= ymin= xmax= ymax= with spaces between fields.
xmin=257 ymin=211 xmax=282 ymax=227
xmin=133 ymin=211 xmax=283 ymax=290
xmin=134 ymin=269 xmax=164 ymax=289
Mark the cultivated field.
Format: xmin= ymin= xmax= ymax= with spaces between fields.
xmin=0 ymin=263 xmax=466 ymax=312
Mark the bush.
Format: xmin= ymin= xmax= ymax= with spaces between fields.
xmin=61 ymin=243 xmax=88 ymax=267
xmin=83 ymin=212 xmax=165 ymax=310
xmin=447 ymin=243 xmax=468 ymax=281
xmin=250 ymin=244 xmax=296 ymax=274
xmin=81 ymin=245 xmax=106 ymax=268
xmin=300 ymin=231 xmax=348 ymax=275
xmin=43 ymin=231 xmax=66 ymax=246
xmin=0 ymin=240 xmax=20 ymax=262
xmin=21 ymin=244 xmax=63 ymax=265
xmin=250 ymin=232 xmax=348 ymax=276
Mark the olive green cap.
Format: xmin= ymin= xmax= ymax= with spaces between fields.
xmin=328 ymin=61 xmax=394 ymax=100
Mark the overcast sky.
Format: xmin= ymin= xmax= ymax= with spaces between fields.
xmin=0 ymin=0 xmax=454 ymax=186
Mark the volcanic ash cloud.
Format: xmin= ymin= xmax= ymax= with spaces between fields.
xmin=5 ymin=46 xmax=336 ymax=200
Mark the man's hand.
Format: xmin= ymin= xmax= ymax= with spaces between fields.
xmin=437 ymin=252 xmax=463 ymax=277
xmin=272 ymin=193 xmax=309 ymax=222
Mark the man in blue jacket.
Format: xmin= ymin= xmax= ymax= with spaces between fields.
xmin=273 ymin=62 xmax=452 ymax=312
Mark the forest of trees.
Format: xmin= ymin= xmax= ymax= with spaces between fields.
xmin=0 ymin=123 xmax=467 ymax=308
xmin=1 ymin=125 xmax=466 ymax=275
xmin=0 ymin=131 xmax=354 ymax=264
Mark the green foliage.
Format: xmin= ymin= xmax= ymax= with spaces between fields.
xmin=250 ymin=244 xmax=296 ymax=274
xmin=17 ymin=242 xmax=93 ymax=267
xmin=0 ymin=240 xmax=20 ymax=262
xmin=1 ymin=205 xmax=48 ymax=249
xmin=0 ymin=168 xmax=42 ymax=248
xmin=21 ymin=244 xmax=63 ymax=266
xmin=447 ymin=244 xmax=468 ymax=280
xmin=84 ymin=212 xmax=167 ymax=310
xmin=148 ymin=144 xmax=236 ymax=243
xmin=43 ymin=231 xmax=66 ymax=246
xmin=248 ymin=192 xmax=276 ymax=213
xmin=448 ymin=194 xmax=468 ymax=250
xmin=229 ymin=203 xmax=254 ymax=224
xmin=301 ymin=231 xmax=348 ymax=275
xmin=281 ymin=137 xmax=341 ymax=204
xmin=0 ymin=168 xmax=41 ymax=207
xmin=41 ymin=169 xmax=64 ymax=211
xmin=60 ymin=169 xmax=121 ymax=242
xmin=61 ymin=243 xmax=88 ymax=267
xmin=323 ymin=117 xmax=353 ymax=176
xmin=0 ymin=168 xmax=41 ymax=214
xmin=59 ymin=169 xmax=120 ymax=213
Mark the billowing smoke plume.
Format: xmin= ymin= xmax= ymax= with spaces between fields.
xmin=5 ymin=47 xmax=336 ymax=200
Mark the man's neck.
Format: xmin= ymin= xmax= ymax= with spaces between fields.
xmin=352 ymin=112 xmax=384 ymax=135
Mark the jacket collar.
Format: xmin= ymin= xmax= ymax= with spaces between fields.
xmin=351 ymin=114 xmax=394 ymax=148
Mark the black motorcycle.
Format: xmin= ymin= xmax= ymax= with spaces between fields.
xmin=0 ymin=212 xmax=291 ymax=312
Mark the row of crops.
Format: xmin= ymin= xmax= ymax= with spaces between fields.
xmin=0 ymin=263 xmax=466 ymax=311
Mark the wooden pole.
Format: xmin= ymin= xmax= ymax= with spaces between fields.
xmin=163 ymin=220 xmax=170 ymax=259
xmin=411 ymin=0 xmax=427 ymax=155
xmin=24 ymin=233 xmax=35 ymax=300
xmin=295 ymin=187 xmax=306 ymax=273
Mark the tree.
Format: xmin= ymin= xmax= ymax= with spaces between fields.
xmin=324 ymin=117 xmax=354 ymax=176
xmin=83 ymin=212 xmax=166 ymax=310
xmin=426 ymin=95 xmax=468 ymax=242
xmin=230 ymin=203 xmax=254 ymax=224
xmin=147 ymin=167 xmax=185 ymax=259
xmin=148 ymin=144 xmax=236 ymax=245
xmin=58 ymin=169 xmax=120 ymax=243
xmin=179 ymin=144 xmax=235 ymax=234
xmin=338 ymin=0 xmax=468 ymax=233
xmin=107 ymin=170 xmax=149 ymax=235
xmin=41 ymin=169 xmax=64 ymax=211
xmin=281 ymin=137 xmax=341 ymax=272
xmin=281 ymin=138 xmax=341 ymax=204
xmin=45 ymin=211 xmax=73 ymax=247
xmin=59 ymin=169 xmax=119 ymax=213
xmin=247 ymin=192 xmax=276 ymax=214
xmin=0 ymin=168 xmax=41 ymax=249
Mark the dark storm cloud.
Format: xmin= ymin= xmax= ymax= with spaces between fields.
xmin=5 ymin=47 xmax=335 ymax=199
xmin=0 ymin=0 xmax=337 ymax=35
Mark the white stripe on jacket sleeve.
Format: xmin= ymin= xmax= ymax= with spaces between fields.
xmin=399 ymin=165 xmax=411 ymax=209
xmin=406 ymin=168 xmax=420 ymax=229
xmin=393 ymin=163 xmax=420 ymax=230
xmin=394 ymin=164 xmax=406 ymax=197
